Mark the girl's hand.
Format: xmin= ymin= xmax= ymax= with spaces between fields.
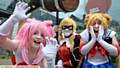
xmin=89 ymin=26 xmax=96 ymax=40
xmin=12 ymin=1 xmax=31 ymax=21
xmin=97 ymin=25 xmax=104 ymax=41
xmin=42 ymin=37 xmax=58 ymax=68
xmin=42 ymin=37 xmax=58 ymax=58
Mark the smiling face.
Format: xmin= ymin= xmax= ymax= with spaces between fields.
xmin=59 ymin=18 xmax=77 ymax=39
xmin=62 ymin=25 xmax=73 ymax=37
xmin=31 ymin=29 xmax=45 ymax=48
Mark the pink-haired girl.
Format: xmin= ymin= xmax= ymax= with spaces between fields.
xmin=0 ymin=2 xmax=58 ymax=68
xmin=0 ymin=1 xmax=49 ymax=67
xmin=0 ymin=18 xmax=47 ymax=67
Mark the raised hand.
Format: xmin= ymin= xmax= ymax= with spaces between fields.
xmin=89 ymin=26 xmax=96 ymax=40
xmin=0 ymin=2 xmax=31 ymax=36
xmin=43 ymin=37 xmax=58 ymax=57
xmin=12 ymin=1 xmax=31 ymax=21
xmin=97 ymin=25 xmax=104 ymax=41
xmin=42 ymin=37 xmax=58 ymax=68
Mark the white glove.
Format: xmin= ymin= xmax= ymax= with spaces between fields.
xmin=42 ymin=37 xmax=58 ymax=68
xmin=0 ymin=2 xmax=31 ymax=36
xmin=57 ymin=60 xmax=63 ymax=68
xmin=97 ymin=26 xmax=118 ymax=56
xmin=12 ymin=1 xmax=31 ymax=22
xmin=97 ymin=25 xmax=104 ymax=41
xmin=98 ymin=38 xmax=118 ymax=56
xmin=81 ymin=26 xmax=96 ymax=55
xmin=89 ymin=26 xmax=96 ymax=40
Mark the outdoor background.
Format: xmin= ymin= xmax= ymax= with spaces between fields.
xmin=0 ymin=0 xmax=120 ymax=65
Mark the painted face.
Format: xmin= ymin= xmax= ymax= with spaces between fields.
xmin=62 ymin=25 xmax=73 ymax=37
xmin=31 ymin=30 xmax=44 ymax=47
xmin=91 ymin=20 xmax=101 ymax=32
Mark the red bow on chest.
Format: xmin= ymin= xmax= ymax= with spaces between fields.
xmin=89 ymin=42 xmax=107 ymax=57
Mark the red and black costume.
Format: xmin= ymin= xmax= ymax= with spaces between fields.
xmin=58 ymin=35 xmax=82 ymax=68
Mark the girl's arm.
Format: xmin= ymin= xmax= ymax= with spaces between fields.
xmin=0 ymin=2 xmax=30 ymax=51
xmin=79 ymin=26 xmax=96 ymax=55
xmin=41 ymin=58 xmax=47 ymax=68
xmin=79 ymin=38 xmax=96 ymax=55
xmin=97 ymin=25 xmax=119 ymax=56
xmin=0 ymin=2 xmax=30 ymax=36
xmin=98 ymin=36 xmax=119 ymax=56
xmin=0 ymin=37 xmax=18 ymax=51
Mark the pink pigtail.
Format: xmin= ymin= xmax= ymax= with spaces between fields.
xmin=41 ymin=20 xmax=54 ymax=38
xmin=16 ymin=18 xmax=45 ymax=64
xmin=16 ymin=19 xmax=40 ymax=47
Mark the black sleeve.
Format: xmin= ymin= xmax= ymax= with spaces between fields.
xmin=55 ymin=51 xmax=61 ymax=65
xmin=70 ymin=47 xmax=82 ymax=67
xmin=70 ymin=35 xmax=83 ymax=67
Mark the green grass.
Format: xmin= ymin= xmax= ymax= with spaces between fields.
xmin=0 ymin=55 xmax=12 ymax=65
xmin=0 ymin=59 xmax=12 ymax=65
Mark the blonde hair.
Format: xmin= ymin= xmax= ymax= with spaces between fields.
xmin=84 ymin=13 xmax=112 ymax=29
xmin=59 ymin=18 xmax=76 ymax=51
xmin=59 ymin=18 xmax=77 ymax=33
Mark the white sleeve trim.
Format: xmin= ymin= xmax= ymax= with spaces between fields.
xmin=109 ymin=31 xmax=116 ymax=38
xmin=80 ymin=29 xmax=89 ymax=42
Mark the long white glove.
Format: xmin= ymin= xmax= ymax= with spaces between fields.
xmin=89 ymin=26 xmax=97 ymax=40
xmin=97 ymin=25 xmax=104 ymax=41
xmin=97 ymin=25 xmax=118 ymax=56
xmin=81 ymin=26 xmax=96 ymax=55
xmin=42 ymin=37 xmax=58 ymax=68
xmin=0 ymin=2 xmax=31 ymax=36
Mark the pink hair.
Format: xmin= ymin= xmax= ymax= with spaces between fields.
xmin=15 ymin=19 xmax=55 ymax=64
xmin=41 ymin=20 xmax=54 ymax=38
xmin=15 ymin=18 xmax=49 ymax=64
xmin=16 ymin=18 xmax=46 ymax=47
xmin=16 ymin=19 xmax=54 ymax=48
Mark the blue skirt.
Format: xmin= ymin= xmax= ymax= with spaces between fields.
xmin=80 ymin=60 xmax=115 ymax=68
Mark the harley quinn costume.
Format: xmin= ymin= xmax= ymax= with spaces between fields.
xmin=57 ymin=18 xmax=82 ymax=68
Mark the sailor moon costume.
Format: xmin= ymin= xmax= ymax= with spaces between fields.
xmin=80 ymin=29 xmax=119 ymax=68
xmin=79 ymin=13 xmax=119 ymax=68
